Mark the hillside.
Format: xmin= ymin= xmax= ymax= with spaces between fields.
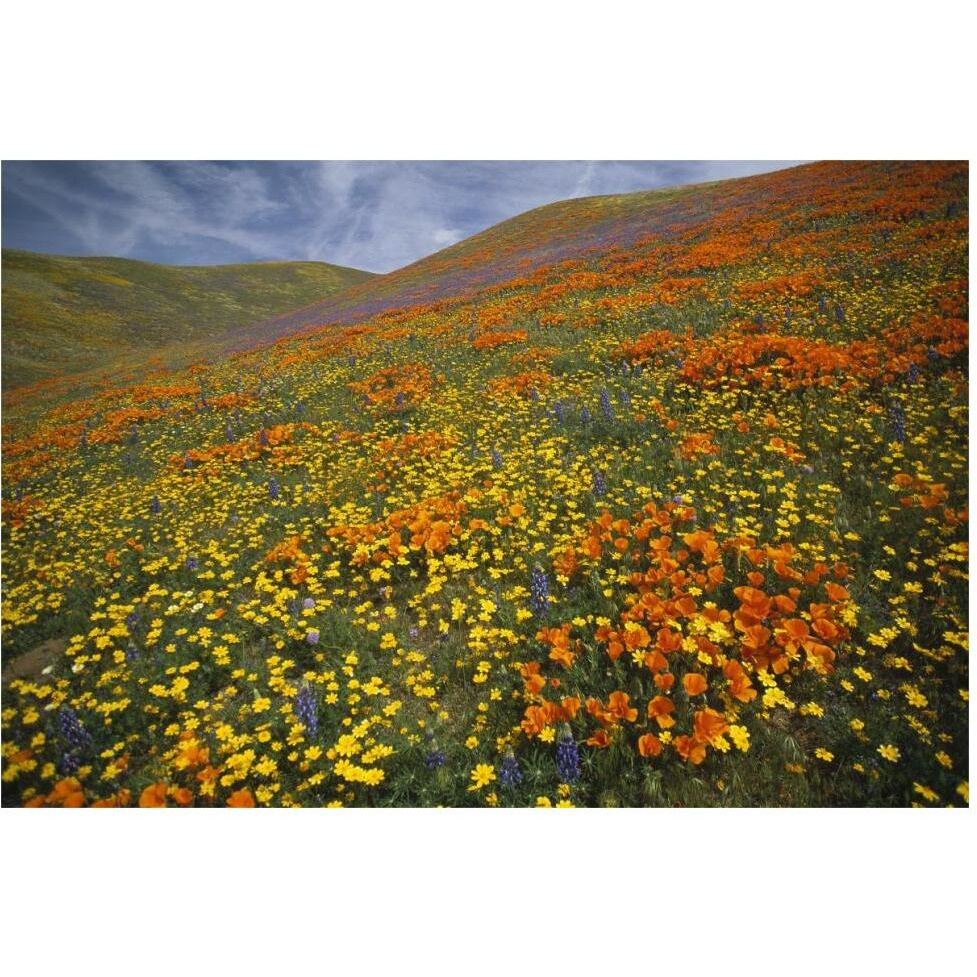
xmin=1 ymin=249 xmax=374 ymax=388
xmin=229 ymin=161 xmax=965 ymax=349
xmin=0 ymin=160 xmax=969 ymax=809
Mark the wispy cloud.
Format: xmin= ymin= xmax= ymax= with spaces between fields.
xmin=2 ymin=160 xmax=802 ymax=272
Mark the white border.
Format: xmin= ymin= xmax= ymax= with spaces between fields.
xmin=1 ymin=2 xmax=973 ymax=974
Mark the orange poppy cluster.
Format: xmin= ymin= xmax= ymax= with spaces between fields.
xmin=325 ymin=491 xmax=476 ymax=567
xmin=487 ymin=370 xmax=553 ymax=400
xmin=168 ymin=423 xmax=318 ymax=475
xmin=518 ymin=500 xmax=853 ymax=766
xmin=471 ymin=329 xmax=529 ymax=350
xmin=348 ymin=363 xmax=436 ymax=412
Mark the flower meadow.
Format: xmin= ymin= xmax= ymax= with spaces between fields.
xmin=1 ymin=160 xmax=969 ymax=808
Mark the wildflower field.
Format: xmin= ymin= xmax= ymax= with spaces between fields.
xmin=1 ymin=160 xmax=969 ymax=807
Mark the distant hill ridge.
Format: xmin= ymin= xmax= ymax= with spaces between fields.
xmin=1 ymin=250 xmax=374 ymax=388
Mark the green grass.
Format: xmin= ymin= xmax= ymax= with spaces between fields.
xmin=1 ymin=249 xmax=375 ymax=388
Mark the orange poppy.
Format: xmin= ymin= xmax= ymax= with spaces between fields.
xmin=693 ymin=708 xmax=729 ymax=745
xmin=656 ymin=627 xmax=683 ymax=653
xmin=637 ymin=733 xmax=663 ymax=757
xmin=606 ymin=691 xmax=638 ymax=722
xmin=586 ymin=729 xmax=613 ymax=749
xmin=227 ymin=788 xmax=256 ymax=808
xmin=682 ymin=673 xmax=708 ymax=696
xmin=647 ymin=695 xmax=676 ymax=728
xmin=560 ymin=697 xmax=581 ymax=719
xmin=674 ymin=735 xmax=707 ymax=765
xmin=48 ymin=777 xmax=85 ymax=807
xmin=139 ymin=782 xmax=168 ymax=808
xmin=824 ymin=582 xmax=850 ymax=602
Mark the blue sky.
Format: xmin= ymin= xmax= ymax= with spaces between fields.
xmin=1 ymin=161 xmax=801 ymax=273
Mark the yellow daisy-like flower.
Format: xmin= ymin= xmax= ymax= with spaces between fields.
xmin=467 ymin=763 xmax=496 ymax=791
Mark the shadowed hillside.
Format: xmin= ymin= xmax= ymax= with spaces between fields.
xmin=1 ymin=250 xmax=374 ymax=388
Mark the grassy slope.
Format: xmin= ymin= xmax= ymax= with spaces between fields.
xmin=1 ymin=249 xmax=374 ymax=388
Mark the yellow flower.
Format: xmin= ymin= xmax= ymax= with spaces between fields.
xmin=877 ymin=744 xmax=900 ymax=762
xmin=912 ymin=783 xmax=939 ymax=803
xmin=467 ymin=764 xmax=496 ymax=791
xmin=729 ymin=725 xmax=750 ymax=752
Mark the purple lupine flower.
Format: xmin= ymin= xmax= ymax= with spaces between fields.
xmin=425 ymin=748 xmax=446 ymax=769
xmin=295 ymin=685 xmax=319 ymax=737
xmin=530 ymin=564 xmax=549 ymax=616
xmin=617 ymin=388 xmax=631 ymax=409
xmin=491 ymin=448 xmax=503 ymax=470
xmin=592 ymin=470 xmax=607 ymax=498
xmin=57 ymin=706 xmax=94 ymax=773
xmin=555 ymin=725 xmax=581 ymax=783
xmin=186 ymin=556 xmax=199 ymax=571
xmin=268 ymin=477 xmax=280 ymax=501
xmin=306 ymin=629 xmax=320 ymax=646
xmin=580 ymin=405 xmax=592 ymax=424
xmin=150 ymin=495 xmax=162 ymax=515
xmin=499 ymin=747 xmax=523 ymax=787
xmin=599 ymin=387 xmax=614 ymax=421
xmin=889 ymin=402 xmax=906 ymax=444
xmin=553 ymin=401 xmax=566 ymax=424
xmin=302 ymin=598 xmax=316 ymax=610
xmin=908 ymin=362 xmax=921 ymax=384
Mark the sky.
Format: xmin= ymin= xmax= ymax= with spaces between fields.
xmin=1 ymin=161 xmax=802 ymax=274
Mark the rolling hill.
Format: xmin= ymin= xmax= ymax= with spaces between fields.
xmin=1 ymin=249 xmax=374 ymax=388
xmin=229 ymin=160 xmax=966 ymax=350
